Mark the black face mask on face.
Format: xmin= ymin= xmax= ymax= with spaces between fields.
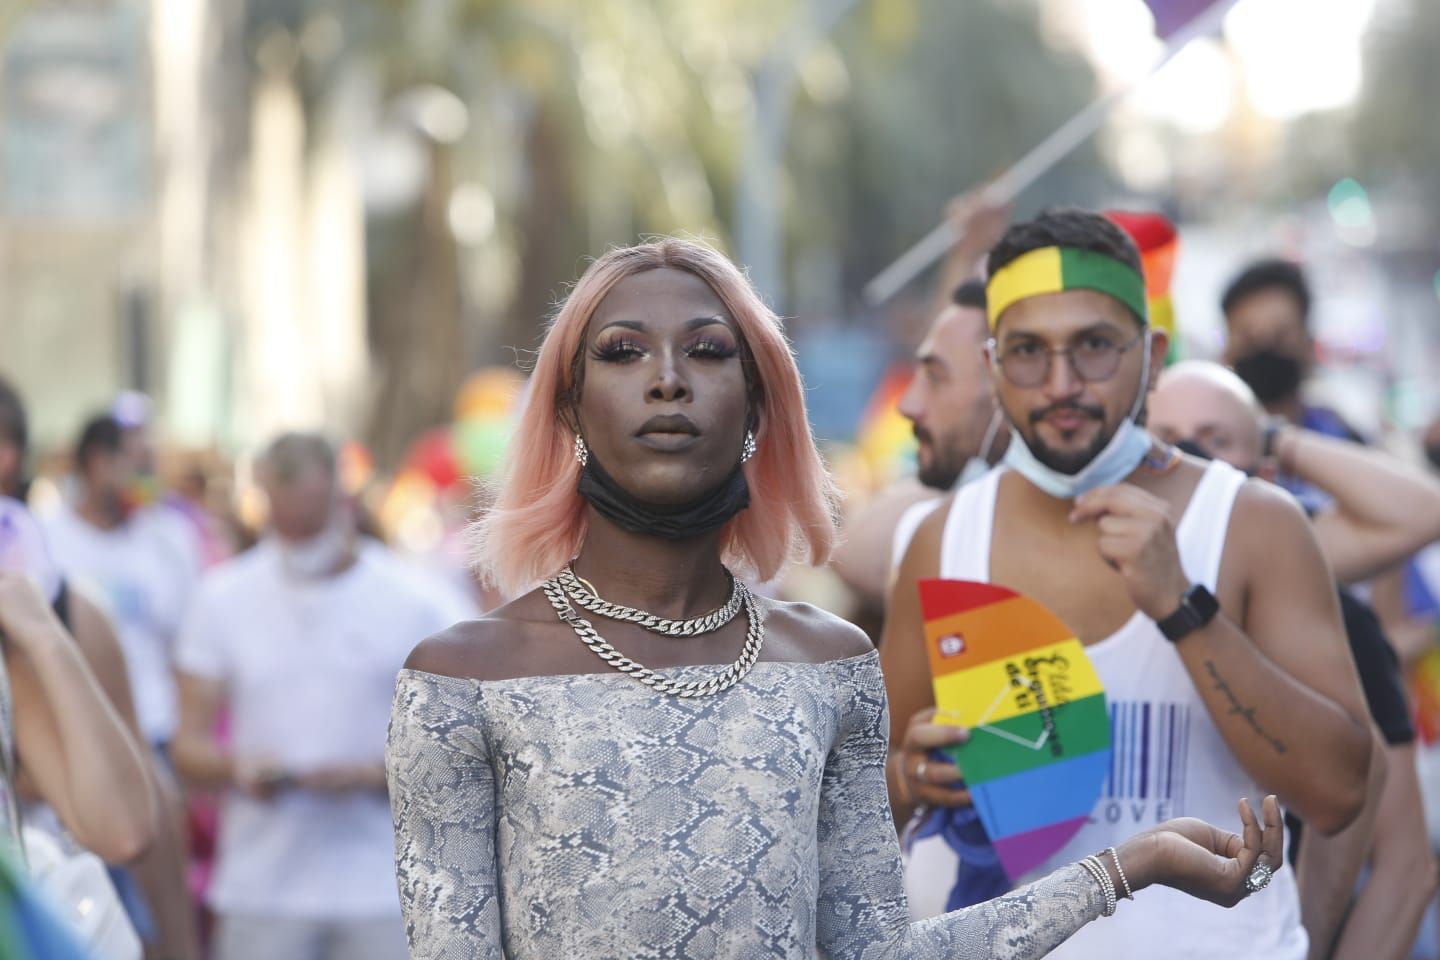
xmin=1175 ymin=438 xmax=1213 ymax=462
xmin=577 ymin=453 xmax=750 ymax=540
xmin=1176 ymin=437 xmax=1263 ymax=479
xmin=1426 ymin=444 xmax=1440 ymax=473
xmin=1231 ymin=348 xmax=1303 ymax=406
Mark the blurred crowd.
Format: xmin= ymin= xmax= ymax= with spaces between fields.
xmin=0 ymin=194 xmax=1439 ymax=958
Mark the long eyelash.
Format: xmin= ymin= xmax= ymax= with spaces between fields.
xmin=591 ymin=339 xmax=645 ymax=362
xmin=688 ymin=336 xmax=739 ymax=359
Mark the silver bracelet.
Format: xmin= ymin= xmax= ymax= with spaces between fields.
xmin=1105 ymin=846 xmax=1135 ymax=900
xmin=1082 ymin=857 xmax=1117 ymax=917
xmin=1079 ymin=856 xmax=1117 ymax=917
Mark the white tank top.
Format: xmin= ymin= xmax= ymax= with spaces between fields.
xmin=934 ymin=461 xmax=1307 ymax=960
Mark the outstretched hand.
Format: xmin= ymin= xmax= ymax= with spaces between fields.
xmin=1119 ymin=795 xmax=1284 ymax=908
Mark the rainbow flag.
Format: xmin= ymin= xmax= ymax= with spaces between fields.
xmin=1105 ymin=210 xmax=1181 ymax=364
xmin=919 ymin=580 xmax=1111 ymax=881
xmin=1411 ymin=645 xmax=1440 ymax=744
xmin=1143 ymin=0 xmax=1229 ymax=40
xmin=856 ymin=364 xmax=918 ymax=484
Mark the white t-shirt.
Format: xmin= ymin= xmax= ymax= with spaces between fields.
xmin=42 ymin=505 xmax=200 ymax=743
xmin=176 ymin=539 xmax=465 ymax=919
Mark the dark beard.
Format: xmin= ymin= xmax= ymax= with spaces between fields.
xmin=1028 ymin=430 xmax=1110 ymax=475
xmin=912 ymin=425 xmax=965 ymax=491
xmin=1025 ymin=401 xmax=1109 ymax=475
xmin=917 ymin=456 xmax=963 ymax=491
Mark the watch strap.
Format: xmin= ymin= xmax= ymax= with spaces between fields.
xmin=1158 ymin=584 xmax=1219 ymax=643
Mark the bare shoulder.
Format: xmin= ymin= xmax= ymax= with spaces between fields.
xmin=403 ymin=588 xmax=580 ymax=682
xmin=1233 ymin=474 xmax=1307 ymax=516
xmin=1219 ymin=477 xmax=1324 ymax=593
xmin=759 ymin=597 xmax=875 ymax=664
xmin=1228 ymin=476 xmax=1313 ymax=540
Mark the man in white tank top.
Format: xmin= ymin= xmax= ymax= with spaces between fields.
xmin=879 ymin=210 xmax=1373 ymax=959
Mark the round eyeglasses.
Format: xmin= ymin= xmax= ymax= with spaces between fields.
xmin=988 ymin=331 xmax=1146 ymax=389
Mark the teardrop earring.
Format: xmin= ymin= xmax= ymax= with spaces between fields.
xmin=574 ymin=434 xmax=589 ymax=467
xmin=740 ymin=430 xmax=757 ymax=464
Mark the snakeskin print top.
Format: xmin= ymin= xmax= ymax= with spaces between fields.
xmin=386 ymin=650 xmax=1107 ymax=959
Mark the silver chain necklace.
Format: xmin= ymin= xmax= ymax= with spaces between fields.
xmin=541 ymin=575 xmax=765 ymax=698
xmin=556 ymin=565 xmax=743 ymax=636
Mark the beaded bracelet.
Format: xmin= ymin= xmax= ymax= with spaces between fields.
xmin=1079 ymin=855 xmax=1117 ymax=917
xmin=1104 ymin=846 xmax=1135 ymax=900
xmin=1080 ymin=857 xmax=1116 ymax=917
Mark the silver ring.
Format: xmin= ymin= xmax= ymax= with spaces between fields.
xmin=1243 ymin=862 xmax=1273 ymax=895
xmin=914 ymin=760 xmax=928 ymax=784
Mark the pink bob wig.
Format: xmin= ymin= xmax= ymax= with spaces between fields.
xmin=471 ymin=237 xmax=839 ymax=597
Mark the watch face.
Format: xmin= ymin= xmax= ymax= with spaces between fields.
xmin=1162 ymin=585 xmax=1218 ymax=641
xmin=1186 ymin=585 xmax=1219 ymax=620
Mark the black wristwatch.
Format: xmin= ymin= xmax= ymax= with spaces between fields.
xmin=1157 ymin=584 xmax=1219 ymax=643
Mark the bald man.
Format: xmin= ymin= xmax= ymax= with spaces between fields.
xmin=1150 ymin=361 xmax=1440 ymax=960
xmin=1150 ymin=362 xmax=1440 ymax=583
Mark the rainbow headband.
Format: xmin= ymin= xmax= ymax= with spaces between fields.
xmin=986 ymin=246 xmax=1148 ymax=330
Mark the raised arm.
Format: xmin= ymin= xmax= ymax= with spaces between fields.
xmin=0 ymin=573 xmax=154 ymax=863
xmin=926 ymin=190 xmax=1012 ymax=323
xmin=1276 ymin=425 xmax=1440 ymax=583
xmin=387 ymin=666 xmax=502 ymax=959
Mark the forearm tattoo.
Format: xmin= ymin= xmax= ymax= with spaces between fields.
xmin=1204 ymin=660 xmax=1287 ymax=754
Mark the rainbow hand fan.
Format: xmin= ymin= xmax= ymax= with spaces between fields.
xmin=918 ymin=579 xmax=1112 ymax=881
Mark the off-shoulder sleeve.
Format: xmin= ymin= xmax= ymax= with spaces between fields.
xmin=386 ymin=671 xmax=503 ymax=959
xmin=814 ymin=655 xmax=1107 ymax=959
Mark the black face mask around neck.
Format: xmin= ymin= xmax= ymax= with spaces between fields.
xmin=577 ymin=453 xmax=750 ymax=540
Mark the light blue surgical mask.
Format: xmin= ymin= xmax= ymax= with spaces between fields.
xmin=1001 ymin=330 xmax=1155 ymax=500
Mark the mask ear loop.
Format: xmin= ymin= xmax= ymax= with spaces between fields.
xmin=975 ymin=408 xmax=1005 ymax=466
xmin=1126 ymin=329 xmax=1154 ymax=425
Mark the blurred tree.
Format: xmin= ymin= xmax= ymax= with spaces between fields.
xmin=232 ymin=0 xmax=1109 ymax=463
xmin=1351 ymin=0 xmax=1440 ymax=203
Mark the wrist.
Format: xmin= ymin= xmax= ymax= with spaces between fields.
xmin=1144 ymin=574 xmax=1193 ymax=622
xmin=1274 ymin=424 xmax=1302 ymax=475
xmin=1114 ymin=834 xmax=1161 ymax=893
